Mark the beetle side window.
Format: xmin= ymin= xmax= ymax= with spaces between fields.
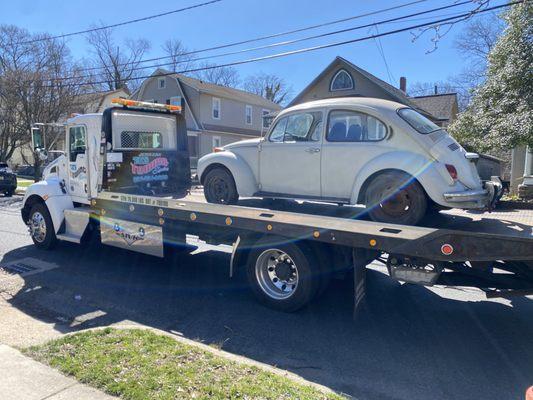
xmin=269 ymin=112 xmax=322 ymax=143
xmin=397 ymin=108 xmax=440 ymax=134
xmin=269 ymin=117 xmax=288 ymax=142
xmin=327 ymin=110 xmax=387 ymax=142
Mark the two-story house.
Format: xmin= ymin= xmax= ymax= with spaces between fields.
xmin=131 ymin=69 xmax=281 ymax=167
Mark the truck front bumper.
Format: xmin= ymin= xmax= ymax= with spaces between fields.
xmin=443 ymin=179 xmax=502 ymax=210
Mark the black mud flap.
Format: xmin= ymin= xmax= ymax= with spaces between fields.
xmin=352 ymin=248 xmax=368 ymax=319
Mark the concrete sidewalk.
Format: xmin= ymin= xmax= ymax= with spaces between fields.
xmin=0 ymin=345 xmax=116 ymax=400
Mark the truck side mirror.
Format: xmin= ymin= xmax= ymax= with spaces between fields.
xmin=37 ymin=148 xmax=48 ymax=161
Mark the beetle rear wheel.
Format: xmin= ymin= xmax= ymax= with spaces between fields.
xmin=364 ymin=171 xmax=427 ymax=225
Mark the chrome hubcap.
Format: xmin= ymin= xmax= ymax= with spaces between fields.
xmin=255 ymin=249 xmax=299 ymax=300
xmin=29 ymin=212 xmax=47 ymax=243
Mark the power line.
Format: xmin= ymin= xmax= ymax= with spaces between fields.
xmin=44 ymin=0 xmax=477 ymax=83
xmin=17 ymin=0 xmax=223 ymax=45
xmin=373 ymin=25 xmax=396 ymax=84
xmin=36 ymin=1 xmax=522 ymax=89
xmin=71 ymin=0 xmax=432 ymax=74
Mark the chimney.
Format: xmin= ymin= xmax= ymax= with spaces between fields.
xmin=399 ymin=77 xmax=407 ymax=93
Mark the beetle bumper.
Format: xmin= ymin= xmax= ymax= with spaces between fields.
xmin=443 ymin=179 xmax=502 ymax=210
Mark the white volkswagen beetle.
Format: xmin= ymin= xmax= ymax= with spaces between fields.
xmin=198 ymin=98 xmax=500 ymax=225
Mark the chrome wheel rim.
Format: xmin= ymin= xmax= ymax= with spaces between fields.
xmin=30 ymin=211 xmax=47 ymax=243
xmin=255 ymin=249 xmax=299 ymax=300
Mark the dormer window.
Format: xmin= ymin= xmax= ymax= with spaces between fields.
xmin=330 ymin=69 xmax=353 ymax=91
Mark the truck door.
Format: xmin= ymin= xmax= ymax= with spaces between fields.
xmin=67 ymin=125 xmax=90 ymax=203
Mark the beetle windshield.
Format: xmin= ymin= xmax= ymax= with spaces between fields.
xmin=398 ymin=108 xmax=441 ymax=134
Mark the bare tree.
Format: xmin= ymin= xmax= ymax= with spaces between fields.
xmin=243 ymin=73 xmax=292 ymax=105
xmin=0 ymin=25 xmax=86 ymax=175
xmin=455 ymin=14 xmax=504 ymax=61
xmin=190 ymin=62 xmax=240 ymax=87
xmin=86 ymin=26 xmax=150 ymax=92
xmin=408 ymin=13 xmax=504 ymax=111
xmin=411 ymin=1 xmax=494 ymax=53
xmin=161 ymin=39 xmax=194 ymax=72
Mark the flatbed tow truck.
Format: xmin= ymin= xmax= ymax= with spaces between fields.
xmin=22 ymin=99 xmax=533 ymax=314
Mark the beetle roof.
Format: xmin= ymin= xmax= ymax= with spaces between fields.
xmin=279 ymin=97 xmax=407 ymax=116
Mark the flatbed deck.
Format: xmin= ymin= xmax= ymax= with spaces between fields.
xmin=94 ymin=191 xmax=533 ymax=263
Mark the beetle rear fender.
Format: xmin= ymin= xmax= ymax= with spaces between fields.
xmin=22 ymin=179 xmax=74 ymax=233
xmin=198 ymin=152 xmax=258 ymax=197
xmin=350 ymin=151 xmax=448 ymax=206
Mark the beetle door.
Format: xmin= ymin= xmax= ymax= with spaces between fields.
xmin=258 ymin=111 xmax=323 ymax=197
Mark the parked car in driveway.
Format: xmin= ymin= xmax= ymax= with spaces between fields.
xmin=197 ymin=98 xmax=500 ymax=225
xmin=0 ymin=163 xmax=17 ymax=196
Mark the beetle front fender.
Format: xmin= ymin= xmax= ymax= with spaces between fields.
xmin=198 ymin=152 xmax=258 ymax=197
xmin=350 ymin=151 xmax=451 ymax=206
xmin=22 ymin=178 xmax=73 ymax=233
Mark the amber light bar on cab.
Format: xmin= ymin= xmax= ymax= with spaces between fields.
xmin=111 ymin=98 xmax=182 ymax=113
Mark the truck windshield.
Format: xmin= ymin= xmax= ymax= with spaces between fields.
xmin=398 ymin=108 xmax=441 ymax=134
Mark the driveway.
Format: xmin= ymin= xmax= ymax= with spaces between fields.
xmin=0 ymin=194 xmax=532 ymax=399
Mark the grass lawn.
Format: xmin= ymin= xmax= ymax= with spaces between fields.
xmin=17 ymin=178 xmax=34 ymax=188
xmin=24 ymin=328 xmax=342 ymax=400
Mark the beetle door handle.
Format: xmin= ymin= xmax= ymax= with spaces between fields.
xmin=305 ymin=148 xmax=320 ymax=153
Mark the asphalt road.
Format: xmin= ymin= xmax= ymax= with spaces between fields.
xmin=0 ymin=194 xmax=532 ymax=400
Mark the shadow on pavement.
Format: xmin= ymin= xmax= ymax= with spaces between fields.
xmin=3 ymin=239 xmax=533 ymax=400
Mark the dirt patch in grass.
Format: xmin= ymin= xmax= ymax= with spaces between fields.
xmin=24 ymin=328 xmax=342 ymax=400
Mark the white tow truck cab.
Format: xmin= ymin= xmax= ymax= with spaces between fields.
xmin=22 ymin=99 xmax=191 ymax=247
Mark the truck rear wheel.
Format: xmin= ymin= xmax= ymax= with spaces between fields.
xmin=364 ymin=171 xmax=427 ymax=225
xmin=246 ymin=237 xmax=318 ymax=312
xmin=28 ymin=203 xmax=57 ymax=250
xmin=203 ymin=168 xmax=239 ymax=205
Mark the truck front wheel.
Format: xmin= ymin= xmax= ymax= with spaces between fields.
xmin=203 ymin=168 xmax=239 ymax=205
xmin=246 ymin=238 xmax=318 ymax=312
xmin=28 ymin=203 xmax=57 ymax=250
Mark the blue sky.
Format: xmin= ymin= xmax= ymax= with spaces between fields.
xmin=0 ymin=0 xmax=500 ymax=96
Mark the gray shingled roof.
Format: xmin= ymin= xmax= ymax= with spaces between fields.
xmin=410 ymin=93 xmax=458 ymax=121
xmin=148 ymin=69 xmax=280 ymax=110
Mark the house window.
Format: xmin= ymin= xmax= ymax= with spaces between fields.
xmin=245 ymin=105 xmax=253 ymax=125
xmin=212 ymin=97 xmax=221 ymax=120
xmin=212 ymin=136 xmax=221 ymax=149
xmin=326 ymin=110 xmax=387 ymax=142
xmin=158 ymin=78 xmax=166 ymax=89
xmin=262 ymin=109 xmax=271 ymax=129
xmin=330 ymin=69 xmax=354 ymax=91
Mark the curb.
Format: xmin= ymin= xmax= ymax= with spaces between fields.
xmin=61 ymin=325 xmax=342 ymax=398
